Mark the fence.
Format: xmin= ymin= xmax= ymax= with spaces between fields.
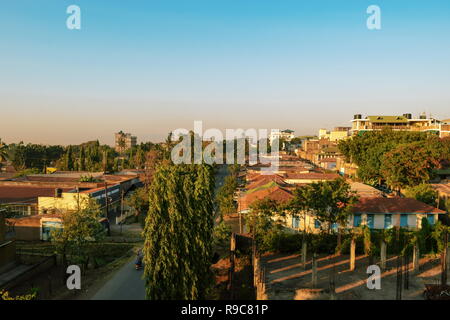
xmin=252 ymin=245 xmax=268 ymax=300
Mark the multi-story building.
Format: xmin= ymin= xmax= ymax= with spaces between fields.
xmin=115 ymin=131 xmax=137 ymax=153
xmin=318 ymin=127 xmax=351 ymax=141
xmin=298 ymin=138 xmax=340 ymax=169
xmin=350 ymin=113 xmax=449 ymax=137
xmin=269 ymin=129 xmax=295 ymax=144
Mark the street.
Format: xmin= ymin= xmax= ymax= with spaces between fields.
xmin=91 ymin=256 xmax=146 ymax=300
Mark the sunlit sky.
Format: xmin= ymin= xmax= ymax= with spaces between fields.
xmin=1 ymin=0 xmax=450 ymax=145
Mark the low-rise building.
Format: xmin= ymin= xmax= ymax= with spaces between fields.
xmin=285 ymin=197 xmax=446 ymax=233
xmin=318 ymin=127 xmax=351 ymax=141
xmin=0 ymin=172 xmax=141 ymax=224
xmin=282 ymin=172 xmax=340 ymax=185
xmin=348 ymin=197 xmax=446 ymax=230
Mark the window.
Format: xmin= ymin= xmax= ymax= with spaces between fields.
xmin=292 ymin=216 xmax=300 ymax=229
xmin=367 ymin=214 xmax=374 ymax=229
xmin=331 ymin=223 xmax=338 ymax=232
xmin=314 ymin=219 xmax=321 ymax=229
xmin=353 ymin=214 xmax=361 ymax=227
xmin=427 ymin=215 xmax=435 ymax=225
xmin=400 ymin=214 xmax=408 ymax=227
xmin=384 ymin=215 xmax=392 ymax=229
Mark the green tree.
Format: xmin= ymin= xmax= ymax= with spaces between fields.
xmin=0 ymin=139 xmax=8 ymax=171
xmin=143 ymin=163 xmax=215 ymax=300
xmin=338 ymin=129 xmax=432 ymax=184
xmin=78 ymin=146 xmax=86 ymax=171
xmin=247 ymin=198 xmax=282 ymax=245
xmin=294 ymin=178 xmax=358 ymax=234
xmin=216 ymin=174 xmax=238 ymax=215
xmin=65 ymin=146 xmax=74 ymax=171
xmin=0 ymin=139 xmax=8 ymax=162
xmin=404 ymin=184 xmax=438 ymax=206
xmin=381 ymin=141 xmax=441 ymax=190
xmin=51 ymin=200 xmax=105 ymax=270
xmin=125 ymin=187 xmax=150 ymax=226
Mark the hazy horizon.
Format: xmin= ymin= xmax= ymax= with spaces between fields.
xmin=1 ymin=0 xmax=449 ymax=146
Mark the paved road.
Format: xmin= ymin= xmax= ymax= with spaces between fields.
xmin=91 ymin=256 xmax=146 ymax=300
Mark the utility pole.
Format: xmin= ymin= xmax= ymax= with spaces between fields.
xmin=120 ymin=189 xmax=124 ymax=235
xmin=104 ymin=182 xmax=109 ymax=219
xmin=238 ymin=191 xmax=242 ymax=234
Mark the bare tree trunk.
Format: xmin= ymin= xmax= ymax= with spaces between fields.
xmin=350 ymin=237 xmax=356 ymax=271
xmin=336 ymin=229 xmax=342 ymax=255
xmin=302 ymin=239 xmax=307 ymax=270
xmin=380 ymin=240 xmax=387 ymax=270
xmin=413 ymin=244 xmax=420 ymax=273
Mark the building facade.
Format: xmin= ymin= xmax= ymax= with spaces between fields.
xmin=115 ymin=131 xmax=137 ymax=153
xmin=269 ymin=129 xmax=295 ymax=144
xmin=350 ymin=113 xmax=449 ymax=137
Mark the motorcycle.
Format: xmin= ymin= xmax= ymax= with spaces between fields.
xmin=135 ymin=251 xmax=143 ymax=270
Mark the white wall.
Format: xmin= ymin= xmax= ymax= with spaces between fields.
xmin=374 ymin=215 xmax=384 ymax=229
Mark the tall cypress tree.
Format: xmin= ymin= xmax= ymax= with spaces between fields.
xmin=143 ymin=163 xmax=215 ymax=299
xmin=78 ymin=146 xmax=86 ymax=171
xmin=65 ymin=146 xmax=74 ymax=171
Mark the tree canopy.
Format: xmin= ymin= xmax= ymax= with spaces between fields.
xmin=338 ymin=130 xmax=449 ymax=186
xmin=404 ymin=184 xmax=438 ymax=206
xmin=290 ymin=178 xmax=358 ymax=233
xmin=143 ymin=163 xmax=215 ymax=300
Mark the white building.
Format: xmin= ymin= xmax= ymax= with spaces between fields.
xmin=269 ymin=129 xmax=295 ymax=144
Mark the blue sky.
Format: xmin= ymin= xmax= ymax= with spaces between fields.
xmin=1 ymin=0 xmax=450 ymax=145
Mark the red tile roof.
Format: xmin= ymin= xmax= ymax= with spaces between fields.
xmin=283 ymin=173 xmax=340 ymax=180
xmin=352 ymin=197 xmax=446 ymax=214
xmin=246 ymin=175 xmax=288 ymax=190
xmin=0 ymin=186 xmax=73 ymax=204
xmin=238 ymin=186 xmax=293 ymax=212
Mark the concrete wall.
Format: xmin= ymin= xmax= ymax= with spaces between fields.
xmin=7 ymin=216 xmax=43 ymax=241
xmin=38 ymin=193 xmax=90 ymax=212
xmin=373 ymin=214 xmax=384 ymax=229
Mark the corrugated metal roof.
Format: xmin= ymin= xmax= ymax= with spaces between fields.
xmin=0 ymin=186 xmax=73 ymax=204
